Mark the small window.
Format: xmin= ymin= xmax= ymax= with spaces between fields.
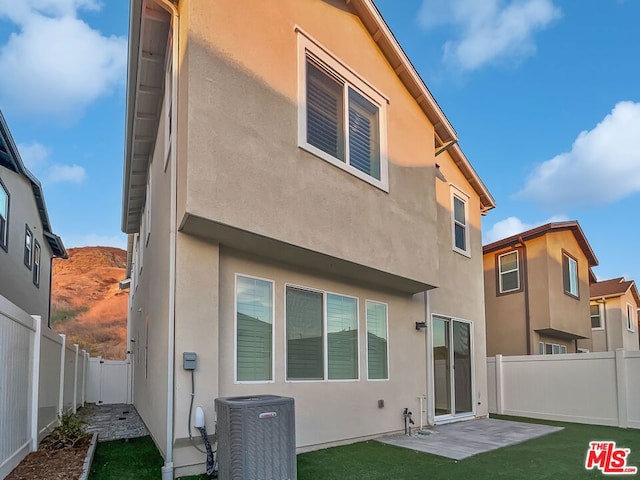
xmin=236 ymin=275 xmax=274 ymax=382
xmin=498 ymin=251 xmax=520 ymax=293
xmin=590 ymin=304 xmax=603 ymax=329
xmin=366 ymin=300 xmax=389 ymax=380
xmin=545 ymin=343 xmax=553 ymax=355
xmin=552 ymin=344 xmax=560 ymax=355
xmin=560 ymin=345 xmax=567 ymax=354
xmin=627 ymin=304 xmax=635 ymax=332
xmin=24 ymin=225 xmax=33 ymax=269
xmin=286 ymin=286 xmax=324 ymax=381
xmin=538 ymin=342 xmax=545 ymax=355
xmin=327 ymin=293 xmax=358 ymax=380
xmin=562 ymin=252 xmax=579 ymax=298
xmin=33 ymin=240 xmax=41 ymax=287
xmin=451 ymin=188 xmax=470 ymax=256
xmin=0 ymin=179 xmax=8 ymax=250
xmin=298 ymin=32 xmax=388 ymax=191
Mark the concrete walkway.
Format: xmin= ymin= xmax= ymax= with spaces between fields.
xmin=378 ymin=418 xmax=562 ymax=460
xmin=80 ymin=403 xmax=149 ymax=442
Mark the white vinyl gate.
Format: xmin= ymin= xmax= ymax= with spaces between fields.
xmin=87 ymin=356 xmax=132 ymax=405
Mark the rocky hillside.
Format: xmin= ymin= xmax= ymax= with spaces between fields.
xmin=51 ymin=246 xmax=128 ymax=359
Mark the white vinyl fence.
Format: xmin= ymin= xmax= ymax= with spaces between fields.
xmin=488 ymin=350 xmax=640 ymax=429
xmin=86 ymin=357 xmax=132 ymax=405
xmin=0 ymin=295 xmax=89 ymax=479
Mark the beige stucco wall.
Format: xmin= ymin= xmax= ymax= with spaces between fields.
xmin=620 ymin=289 xmax=640 ymax=351
xmin=590 ymin=292 xmax=640 ymax=352
xmin=0 ymin=166 xmax=54 ymax=323
xmin=182 ymin=0 xmax=440 ymax=288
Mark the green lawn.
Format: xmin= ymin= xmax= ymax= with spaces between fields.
xmin=89 ymin=436 xmax=164 ymax=480
xmin=179 ymin=416 xmax=640 ymax=479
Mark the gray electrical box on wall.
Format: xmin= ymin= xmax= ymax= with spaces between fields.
xmin=183 ymin=352 xmax=197 ymax=370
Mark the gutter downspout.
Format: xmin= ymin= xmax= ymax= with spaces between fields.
xmin=518 ymin=237 xmax=532 ymax=355
xmin=153 ymin=0 xmax=179 ymax=478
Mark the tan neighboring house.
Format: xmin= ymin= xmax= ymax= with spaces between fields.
xmin=0 ymin=110 xmax=67 ymax=323
xmin=122 ymin=0 xmax=495 ymax=477
xmin=587 ymin=277 xmax=640 ymax=352
xmin=483 ymin=221 xmax=598 ymax=357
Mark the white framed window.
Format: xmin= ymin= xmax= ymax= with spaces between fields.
xmin=562 ymin=251 xmax=579 ymax=298
xmin=451 ymin=187 xmax=470 ymax=256
xmin=498 ymin=250 xmax=519 ymax=293
xmin=145 ymin=171 xmax=152 ymax=246
xmin=0 ymin=178 xmax=8 ymax=251
xmin=366 ymin=300 xmax=389 ymax=380
xmin=164 ymin=32 xmax=173 ymax=172
xmin=590 ymin=303 xmax=603 ymax=329
xmin=538 ymin=342 xmax=545 ymax=355
xmin=552 ymin=344 xmax=560 ymax=355
xmin=577 ymin=348 xmax=590 ymax=353
xmin=285 ymin=284 xmax=360 ymax=382
xmin=24 ymin=225 xmax=33 ymax=269
xmin=627 ymin=303 xmax=635 ymax=332
xmin=560 ymin=345 xmax=567 ymax=354
xmin=235 ymin=275 xmax=274 ymax=383
xmin=297 ymin=29 xmax=389 ymax=191
xmin=33 ymin=240 xmax=41 ymax=287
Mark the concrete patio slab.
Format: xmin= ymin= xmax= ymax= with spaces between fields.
xmin=378 ymin=418 xmax=562 ymax=460
xmin=80 ymin=403 xmax=149 ymax=442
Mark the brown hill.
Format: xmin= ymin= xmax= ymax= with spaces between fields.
xmin=51 ymin=246 xmax=128 ymax=359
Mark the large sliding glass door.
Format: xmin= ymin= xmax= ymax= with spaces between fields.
xmin=433 ymin=316 xmax=473 ymax=419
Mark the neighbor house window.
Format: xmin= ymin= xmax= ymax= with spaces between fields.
xmin=538 ymin=342 xmax=544 ymax=355
xmin=33 ymin=240 xmax=41 ymax=287
xmin=451 ymin=188 xmax=470 ymax=256
xmin=590 ymin=304 xmax=603 ymax=329
xmin=297 ymin=31 xmax=388 ymax=191
xmin=552 ymin=344 xmax=560 ymax=355
xmin=0 ymin=179 xmax=8 ymax=250
xmin=562 ymin=252 xmax=579 ymax=297
xmin=235 ymin=275 xmax=274 ymax=383
xmin=366 ymin=300 xmax=389 ymax=380
xmin=24 ymin=225 xmax=33 ymax=269
xmin=560 ymin=345 xmax=567 ymax=354
xmin=627 ymin=303 xmax=635 ymax=332
xmin=286 ymin=286 xmax=359 ymax=381
xmin=545 ymin=344 xmax=553 ymax=355
xmin=498 ymin=250 xmax=520 ymax=293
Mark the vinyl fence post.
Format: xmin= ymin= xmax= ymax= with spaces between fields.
xmin=615 ymin=349 xmax=628 ymax=428
xmin=495 ymin=354 xmax=504 ymax=415
xmin=58 ymin=334 xmax=66 ymax=417
xmin=30 ymin=316 xmax=42 ymax=451
xmin=73 ymin=344 xmax=79 ymax=414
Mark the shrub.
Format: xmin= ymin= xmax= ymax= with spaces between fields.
xmin=41 ymin=413 xmax=88 ymax=450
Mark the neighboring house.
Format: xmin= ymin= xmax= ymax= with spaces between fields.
xmin=122 ymin=0 xmax=495 ymax=477
xmin=483 ymin=221 xmax=598 ymax=357
xmin=0 ymin=111 xmax=67 ymax=323
xmin=586 ymin=277 xmax=640 ymax=352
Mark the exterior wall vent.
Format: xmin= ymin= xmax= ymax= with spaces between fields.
xmin=215 ymin=395 xmax=296 ymax=480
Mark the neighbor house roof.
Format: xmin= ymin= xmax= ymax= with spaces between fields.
xmin=590 ymin=277 xmax=640 ymax=305
xmin=122 ymin=0 xmax=495 ymax=233
xmin=483 ymin=221 xmax=599 ymax=267
xmin=0 ymin=111 xmax=68 ymax=258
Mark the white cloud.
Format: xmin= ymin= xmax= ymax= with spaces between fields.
xmin=517 ymin=101 xmax=640 ymax=209
xmin=484 ymin=214 xmax=568 ymax=244
xmin=17 ymin=142 xmax=50 ymax=171
xmin=418 ymin=0 xmax=561 ymax=71
xmin=63 ymin=233 xmax=127 ymax=250
xmin=0 ymin=0 xmax=126 ymax=118
xmin=48 ymin=164 xmax=86 ymax=184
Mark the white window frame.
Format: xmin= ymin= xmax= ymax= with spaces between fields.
xmin=626 ymin=303 xmax=635 ymax=332
xmin=538 ymin=342 xmax=545 ymax=355
xmin=284 ymin=283 xmax=361 ymax=383
xmin=366 ymin=299 xmax=390 ymax=382
xmin=560 ymin=345 xmax=567 ymax=354
xmin=0 ymin=178 xmax=8 ymax=251
xmin=164 ymin=33 xmax=173 ymax=172
xmin=562 ymin=252 xmax=579 ymax=298
xmin=234 ymin=274 xmax=276 ymax=385
xmin=590 ymin=303 xmax=604 ymax=330
xmin=498 ymin=250 xmax=520 ymax=293
xmin=33 ymin=240 xmax=41 ymax=287
xmin=296 ymin=27 xmax=389 ymax=192
xmin=552 ymin=344 xmax=560 ymax=355
xmin=24 ymin=225 xmax=33 ymax=269
xmin=450 ymin=186 xmax=470 ymax=257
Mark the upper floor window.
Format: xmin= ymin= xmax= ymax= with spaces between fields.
xmin=498 ymin=250 xmax=519 ymax=293
xmin=451 ymin=187 xmax=470 ymax=256
xmin=627 ymin=303 xmax=635 ymax=332
xmin=590 ymin=303 xmax=603 ymax=329
xmin=297 ymin=30 xmax=388 ymax=191
xmin=24 ymin=225 xmax=33 ymax=269
xmin=562 ymin=251 xmax=579 ymax=298
xmin=33 ymin=240 xmax=41 ymax=287
xmin=0 ymin=179 xmax=8 ymax=251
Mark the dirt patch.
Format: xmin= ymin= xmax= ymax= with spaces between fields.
xmin=5 ymin=435 xmax=91 ymax=480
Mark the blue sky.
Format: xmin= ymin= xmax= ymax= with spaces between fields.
xmin=0 ymin=0 xmax=638 ymax=284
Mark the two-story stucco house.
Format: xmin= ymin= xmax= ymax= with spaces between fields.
xmin=588 ymin=277 xmax=639 ymax=352
xmin=0 ymin=111 xmax=67 ymax=322
xmin=483 ymin=221 xmax=598 ymax=357
xmin=122 ymin=0 xmax=495 ymax=477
